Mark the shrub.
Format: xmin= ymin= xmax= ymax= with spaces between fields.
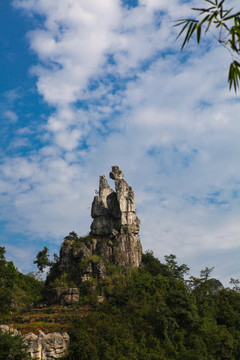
xmin=0 ymin=330 xmax=30 ymax=360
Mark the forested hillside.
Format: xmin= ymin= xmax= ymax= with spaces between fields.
xmin=1 ymin=243 xmax=240 ymax=360
xmin=62 ymin=251 xmax=240 ymax=360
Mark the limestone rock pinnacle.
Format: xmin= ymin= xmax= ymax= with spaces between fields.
xmin=45 ymin=167 xmax=142 ymax=295
xmin=91 ymin=166 xmax=140 ymax=236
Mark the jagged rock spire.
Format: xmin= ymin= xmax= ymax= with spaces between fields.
xmin=45 ymin=167 xmax=142 ymax=293
xmin=90 ymin=166 xmax=140 ymax=236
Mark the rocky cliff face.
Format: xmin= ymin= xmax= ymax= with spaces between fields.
xmin=90 ymin=165 xmax=142 ymax=267
xmin=0 ymin=325 xmax=69 ymax=360
xmin=46 ymin=287 xmax=79 ymax=306
xmin=24 ymin=331 xmax=69 ymax=360
xmin=45 ymin=166 xmax=142 ymax=299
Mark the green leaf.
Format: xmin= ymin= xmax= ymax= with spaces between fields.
xmin=198 ymin=14 xmax=211 ymax=27
xmin=224 ymin=11 xmax=240 ymax=21
xmin=204 ymin=0 xmax=215 ymax=5
xmin=181 ymin=22 xmax=197 ymax=49
xmin=175 ymin=20 xmax=191 ymax=40
xmin=192 ymin=7 xmax=216 ymax=13
xmin=228 ymin=61 xmax=240 ymax=92
xmin=218 ymin=0 xmax=225 ymax=9
xmin=197 ymin=25 xmax=201 ymax=43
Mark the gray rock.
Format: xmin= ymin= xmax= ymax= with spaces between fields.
xmin=45 ymin=166 xmax=142 ymax=292
xmin=0 ymin=324 xmax=19 ymax=336
xmin=0 ymin=326 xmax=69 ymax=360
xmin=24 ymin=330 xmax=70 ymax=360
xmin=46 ymin=287 xmax=79 ymax=306
xmin=91 ymin=166 xmax=140 ymax=236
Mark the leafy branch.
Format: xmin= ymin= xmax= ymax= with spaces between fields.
xmin=175 ymin=0 xmax=240 ymax=92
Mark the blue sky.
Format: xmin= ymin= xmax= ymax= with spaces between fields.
xmin=0 ymin=0 xmax=240 ymax=285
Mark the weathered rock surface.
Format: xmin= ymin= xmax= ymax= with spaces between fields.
xmin=0 ymin=325 xmax=69 ymax=360
xmin=45 ymin=166 xmax=142 ymax=293
xmin=89 ymin=166 xmax=142 ymax=268
xmin=24 ymin=331 xmax=69 ymax=360
xmin=46 ymin=287 xmax=79 ymax=305
xmin=0 ymin=324 xmax=19 ymax=336
xmin=207 ymin=278 xmax=224 ymax=293
xmin=91 ymin=166 xmax=140 ymax=236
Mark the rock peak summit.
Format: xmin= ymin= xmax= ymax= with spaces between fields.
xmin=45 ymin=166 xmax=142 ymax=298
xmin=91 ymin=166 xmax=140 ymax=236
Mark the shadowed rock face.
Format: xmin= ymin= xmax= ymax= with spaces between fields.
xmin=91 ymin=166 xmax=140 ymax=236
xmin=46 ymin=287 xmax=79 ymax=306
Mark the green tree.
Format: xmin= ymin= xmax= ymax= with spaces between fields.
xmin=164 ymin=254 xmax=190 ymax=280
xmin=175 ymin=0 xmax=240 ymax=91
xmin=0 ymin=330 xmax=30 ymax=360
xmin=200 ymin=266 xmax=214 ymax=281
xmin=33 ymin=246 xmax=51 ymax=272
xmin=229 ymin=278 xmax=240 ymax=292
xmin=0 ymin=247 xmax=6 ymax=262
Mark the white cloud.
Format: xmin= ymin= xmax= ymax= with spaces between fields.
xmin=3 ymin=110 xmax=18 ymax=123
xmin=1 ymin=0 xmax=240 ymax=284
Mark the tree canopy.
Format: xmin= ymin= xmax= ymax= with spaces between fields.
xmin=62 ymin=250 xmax=240 ymax=360
xmin=33 ymin=246 xmax=51 ymax=272
xmin=0 ymin=330 xmax=30 ymax=360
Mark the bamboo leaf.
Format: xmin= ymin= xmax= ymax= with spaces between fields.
xmin=192 ymin=7 xmax=216 ymax=12
xmin=175 ymin=21 xmax=191 ymax=40
xmin=218 ymin=0 xmax=225 ymax=9
xmin=204 ymin=0 xmax=215 ymax=5
xmin=228 ymin=64 xmax=234 ymax=90
xmin=205 ymin=16 xmax=213 ymax=32
xmin=228 ymin=61 xmax=240 ymax=92
xmin=181 ymin=22 xmax=197 ymax=49
xmin=222 ymin=9 xmax=233 ymax=20
xmin=198 ymin=14 xmax=211 ymax=28
xmin=197 ymin=25 xmax=201 ymax=43
xmin=224 ymin=11 xmax=240 ymax=21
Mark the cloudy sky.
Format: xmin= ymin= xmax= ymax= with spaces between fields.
xmin=1 ymin=0 xmax=240 ymax=285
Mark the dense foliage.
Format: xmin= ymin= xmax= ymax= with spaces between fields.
xmin=63 ymin=251 xmax=240 ymax=360
xmin=2 ymin=241 xmax=240 ymax=359
xmin=0 ymin=247 xmax=43 ymax=314
xmin=0 ymin=330 xmax=30 ymax=360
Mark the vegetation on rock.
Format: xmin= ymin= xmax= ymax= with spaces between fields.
xmin=62 ymin=251 xmax=240 ymax=360
xmin=1 ymin=243 xmax=240 ymax=359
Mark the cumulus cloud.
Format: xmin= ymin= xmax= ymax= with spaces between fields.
xmin=1 ymin=0 xmax=239 ymax=284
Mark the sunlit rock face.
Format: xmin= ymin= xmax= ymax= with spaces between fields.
xmin=0 ymin=326 xmax=69 ymax=360
xmin=91 ymin=166 xmax=140 ymax=236
xmin=46 ymin=166 xmax=142 ymax=292
xmin=24 ymin=331 xmax=70 ymax=360
xmin=90 ymin=166 xmax=142 ymax=268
